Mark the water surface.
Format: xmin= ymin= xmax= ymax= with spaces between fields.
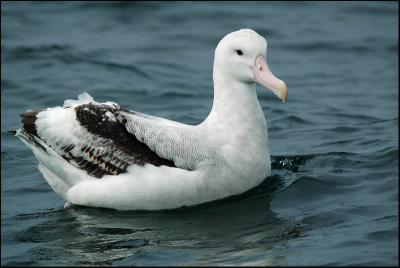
xmin=1 ymin=1 xmax=398 ymax=266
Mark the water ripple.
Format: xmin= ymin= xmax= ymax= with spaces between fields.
xmin=4 ymin=45 xmax=151 ymax=78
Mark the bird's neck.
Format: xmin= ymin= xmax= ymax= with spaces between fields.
xmin=205 ymin=67 xmax=266 ymax=127
xmin=200 ymin=67 xmax=269 ymax=178
xmin=200 ymin=67 xmax=269 ymax=163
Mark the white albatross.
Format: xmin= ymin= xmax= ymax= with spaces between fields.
xmin=15 ymin=29 xmax=288 ymax=211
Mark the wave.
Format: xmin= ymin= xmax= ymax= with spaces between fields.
xmin=280 ymin=42 xmax=395 ymax=54
xmin=3 ymin=45 xmax=151 ymax=78
xmin=341 ymin=4 xmax=398 ymax=15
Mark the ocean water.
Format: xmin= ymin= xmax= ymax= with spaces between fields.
xmin=1 ymin=1 xmax=398 ymax=266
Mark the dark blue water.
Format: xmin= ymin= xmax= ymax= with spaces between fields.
xmin=1 ymin=1 xmax=398 ymax=266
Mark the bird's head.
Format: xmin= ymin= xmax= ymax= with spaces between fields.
xmin=214 ymin=29 xmax=288 ymax=102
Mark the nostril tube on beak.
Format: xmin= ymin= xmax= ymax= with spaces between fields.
xmin=252 ymin=54 xmax=288 ymax=102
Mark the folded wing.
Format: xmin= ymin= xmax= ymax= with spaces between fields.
xmin=18 ymin=101 xmax=176 ymax=179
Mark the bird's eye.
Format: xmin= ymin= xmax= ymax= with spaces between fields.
xmin=236 ymin=49 xmax=243 ymax=56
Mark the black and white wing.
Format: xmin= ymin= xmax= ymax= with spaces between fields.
xmin=18 ymin=99 xmax=177 ymax=179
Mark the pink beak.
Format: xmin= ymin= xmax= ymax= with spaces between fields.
xmin=251 ymin=54 xmax=288 ymax=102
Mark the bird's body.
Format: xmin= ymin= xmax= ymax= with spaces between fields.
xmin=16 ymin=29 xmax=287 ymax=211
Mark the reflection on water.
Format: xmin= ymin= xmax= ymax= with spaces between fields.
xmin=13 ymin=178 xmax=299 ymax=266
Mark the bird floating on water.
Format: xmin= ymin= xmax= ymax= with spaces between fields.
xmin=16 ymin=29 xmax=288 ymax=211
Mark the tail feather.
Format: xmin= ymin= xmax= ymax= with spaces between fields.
xmin=20 ymin=110 xmax=40 ymax=136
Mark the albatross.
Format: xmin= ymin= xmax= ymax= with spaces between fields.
xmin=15 ymin=29 xmax=288 ymax=211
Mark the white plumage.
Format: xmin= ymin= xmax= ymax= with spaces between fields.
xmin=16 ymin=29 xmax=288 ymax=210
